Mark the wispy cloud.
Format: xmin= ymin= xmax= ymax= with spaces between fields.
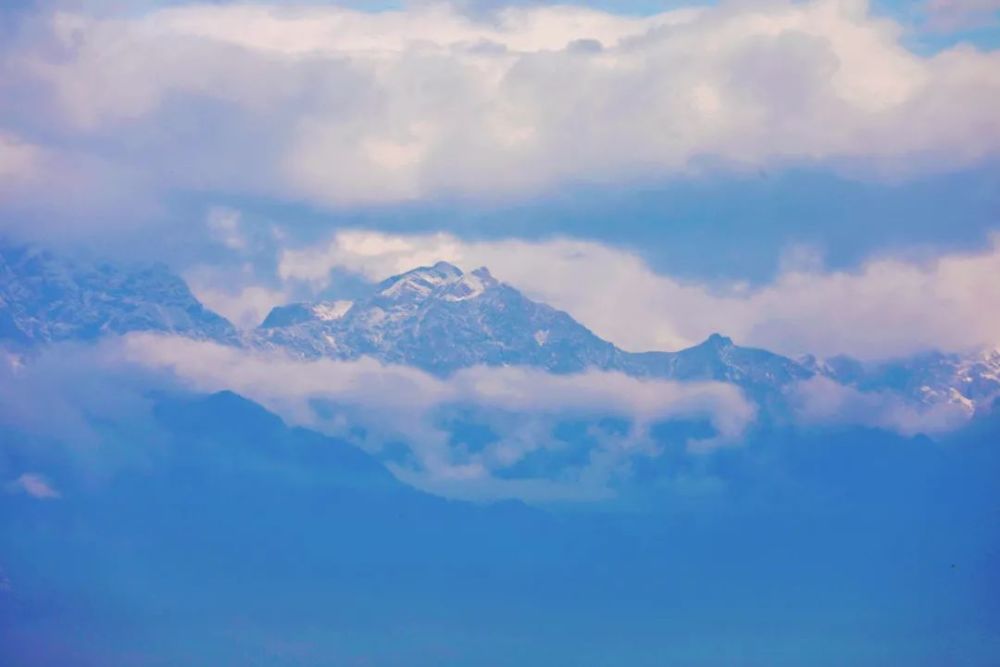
xmin=6 ymin=473 xmax=61 ymax=500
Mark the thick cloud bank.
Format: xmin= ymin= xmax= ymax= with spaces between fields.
xmin=2 ymin=0 xmax=999 ymax=221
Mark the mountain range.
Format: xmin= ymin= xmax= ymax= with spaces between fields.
xmin=0 ymin=244 xmax=237 ymax=345
xmin=4 ymin=242 xmax=1000 ymax=666
xmin=2 ymin=242 xmax=999 ymax=419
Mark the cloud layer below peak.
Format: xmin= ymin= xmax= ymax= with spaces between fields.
xmin=118 ymin=332 xmax=754 ymax=501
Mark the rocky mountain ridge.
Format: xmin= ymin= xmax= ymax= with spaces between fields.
xmin=2 ymin=243 xmax=998 ymax=415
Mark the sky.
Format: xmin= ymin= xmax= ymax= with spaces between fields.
xmin=3 ymin=3 xmax=1000 ymax=664
xmin=1 ymin=0 xmax=999 ymax=361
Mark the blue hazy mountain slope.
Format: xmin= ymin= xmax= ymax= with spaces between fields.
xmin=0 ymin=243 xmax=238 ymax=346
xmin=2 ymin=391 xmax=999 ymax=666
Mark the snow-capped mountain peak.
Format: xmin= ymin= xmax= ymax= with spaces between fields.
xmin=376 ymin=261 xmax=465 ymax=300
xmin=807 ymin=345 xmax=1000 ymax=414
xmin=370 ymin=262 xmax=503 ymax=306
xmin=440 ymin=267 xmax=498 ymax=302
xmin=253 ymin=261 xmax=624 ymax=373
xmin=312 ymin=301 xmax=354 ymax=321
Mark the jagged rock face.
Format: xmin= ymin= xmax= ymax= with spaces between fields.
xmin=0 ymin=244 xmax=238 ymax=346
xmin=255 ymin=262 xmax=624 ymax=375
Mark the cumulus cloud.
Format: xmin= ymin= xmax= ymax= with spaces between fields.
xmin=1 ymin=0 xmax=998 ymax=221
xmin=6 ymin=473 xmax=61 ymax=500
xmin=275 ymin=228 xmax=1000 ymax=360
xmin=118 ymin=332 xmax=755 ymax=501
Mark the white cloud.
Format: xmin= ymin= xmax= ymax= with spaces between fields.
xmin=789 ymin=375 xmax=974 ymax=435
xmin=118 ymin=332 xmax=755 ymax=501
xmin=189 ymin=282 xmax=291 ymax=330
xmin=4 ymin=0 xmax=999 ymax=210
xmin=277 ymin=229 xmax=1000 ymax=360
xmin=1 ymin=329 xmax=979 ymax=504
xmin=6 ymin=473 xmax=61 ymax=500
xmin=185 ymin=238 xmax=293 ymax=329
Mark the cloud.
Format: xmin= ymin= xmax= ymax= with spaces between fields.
xmin=0 ymin=342 xmax=166 ymax=474
xmin=788 ymin=375 xmax=974 ymax=435
xmin=275 ymin=228 xmax=1000 ymax=360
xmin=117 ymin=332 xmax=755 ymax=501
xmin=190 ymin=282 xmax=292 ymax=330
xmin=183 ymin=208 xmax=299 ymax=329
xmin=206 ymin=206 xmax=247 ymax=250
xmin=0 ymin=132 xmax=44 ymax=183
xmin=1 ymin=329 xmax=980 ymax=503
xmin=6 ymin=473 xmax=61 ymax=499
xmin=0 ymin=129 xmax=156 ymax=239
xmin=1 ymin=0 xmax=999 ymax=224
